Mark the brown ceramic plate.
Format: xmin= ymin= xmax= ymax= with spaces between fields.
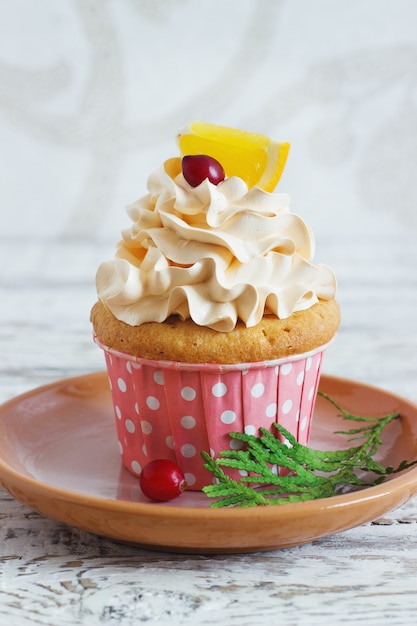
xmin=1 ymin=372 xmax=417 ymax=554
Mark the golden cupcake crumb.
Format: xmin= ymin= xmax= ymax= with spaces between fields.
xmin=91 ymin=299 xmax=340 ymax=364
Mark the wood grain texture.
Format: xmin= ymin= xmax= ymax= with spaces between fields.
xmin=1 ymin=236 xmax=417 ymax=625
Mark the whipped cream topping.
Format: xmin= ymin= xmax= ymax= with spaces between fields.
xmin=96 ymin=157 xmax=337 ymax=332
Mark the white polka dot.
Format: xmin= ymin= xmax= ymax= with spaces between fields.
xmin=166 ymin=435 xmax=174 ymax=449
xmin=181 ymin=443 xmax=196 ymax=458
xmin=154 ymin=370 xmax=164 ymax=385
xmin=251 ymin=382 xmax=265 ymax=398
xmin=131 ymin=460 xmax=141 ymax=474
xmin=125 ymin=419 xmax=135 ymax=433
xmin=300 ymin=416 xmax=309 ymax=431
xmin=229 ymin=438 xmax=244 ymax=450
xmin=134 ymin=403 xmax=140 ymax=415
xmin=117 ymin=440 xmax=123 ymax=455
xmin=117 ymin=377 xmax=127 ymax=392
xmin=185 ymin=472 xmax=196 ymax=487
xmin=115 ymin=405 xmax=122 ymax=420
xmin=126 ymin=361 xmax=132 ymax=374
xmin=281 ymin=363 xmax=293 ymax=375
xmin=275 ymin=365 xmax=279 ymax=375
xmin=244 ymin=424 xmax=256 ymax=436
xmin=212 ymin=382 xmax=227 ymax=397
xmin=316 ymin=357 xmax=321 ymax=371
xmin=146 ymin=396 xmax=160 ymax=410
xmin=242 ymin=369 xmax=249 ymax=375
xmin=181 ymin=386 xmax=196 ymax=401
xmin=181 ymin=415 xmax=196 ymax=429
xmin=108 ymin=377 xmax=112 ymax=390
xmin=141 ymin=420 xmax=153 ymax=435
xmin=297 ymin=371 xmax=305 ymax=386
xmin=220 ymin=410 xmax=237 ymax=424
xmin=142 ymin=444 xmax=148 ymax=456
xmin=308 ymin=386 xmax=315 ymax=401
xmin=306 ymin=357 xmax=312 ymax=371
xmin=131 ymin=361 xmax=141 ymax=370
xmin=209 ymin=448 xmax=215 ymax=458
xmin=283 ymin=437 xmax=292 ymax=448
xmin=296 ymin=409 xmax=300 ymax=422
xmin=282 ymin=399 xmax=293 ymax=414
xmin=238 ymin=469 xmax=249 ymax=476
xmin=266 ymin=403 xmax=277 ymax=418
xmin=271 ymin=464 xmax=279 ymax=475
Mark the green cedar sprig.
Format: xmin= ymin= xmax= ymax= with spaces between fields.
xmin=201 ymin=391 xmax=417 ymax=508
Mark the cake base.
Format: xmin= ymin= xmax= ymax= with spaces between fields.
xmin=95 ymin=337 xmax=330 ymax=490
xmin=91 ymin=299 xmax=340 ymax=364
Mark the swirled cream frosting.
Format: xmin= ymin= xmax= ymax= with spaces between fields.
xmin=96 ymin=157 xmax=336 ymax=332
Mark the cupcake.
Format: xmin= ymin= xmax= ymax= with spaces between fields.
xmin=91 ymin=122 xmax=340 ymax=490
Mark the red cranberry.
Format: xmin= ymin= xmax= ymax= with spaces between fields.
xmin=182 ymin=155 xmax=225 ymax=187
xmin=139 ymin=459 xmax=187 ymax=502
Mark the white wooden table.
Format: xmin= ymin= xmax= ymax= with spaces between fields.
xmin=1 ymin=234 xmax=417 ymax=626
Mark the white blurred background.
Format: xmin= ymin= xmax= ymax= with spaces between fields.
xmin=2 ymin=0 xmax=417 ymax=241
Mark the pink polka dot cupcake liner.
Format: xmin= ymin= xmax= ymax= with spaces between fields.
xmin=94 ymin=336 xmax=330 ymax=490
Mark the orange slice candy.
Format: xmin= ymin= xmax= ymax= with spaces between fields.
xmin=177 ymin=121 xmax=290 ymax=192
